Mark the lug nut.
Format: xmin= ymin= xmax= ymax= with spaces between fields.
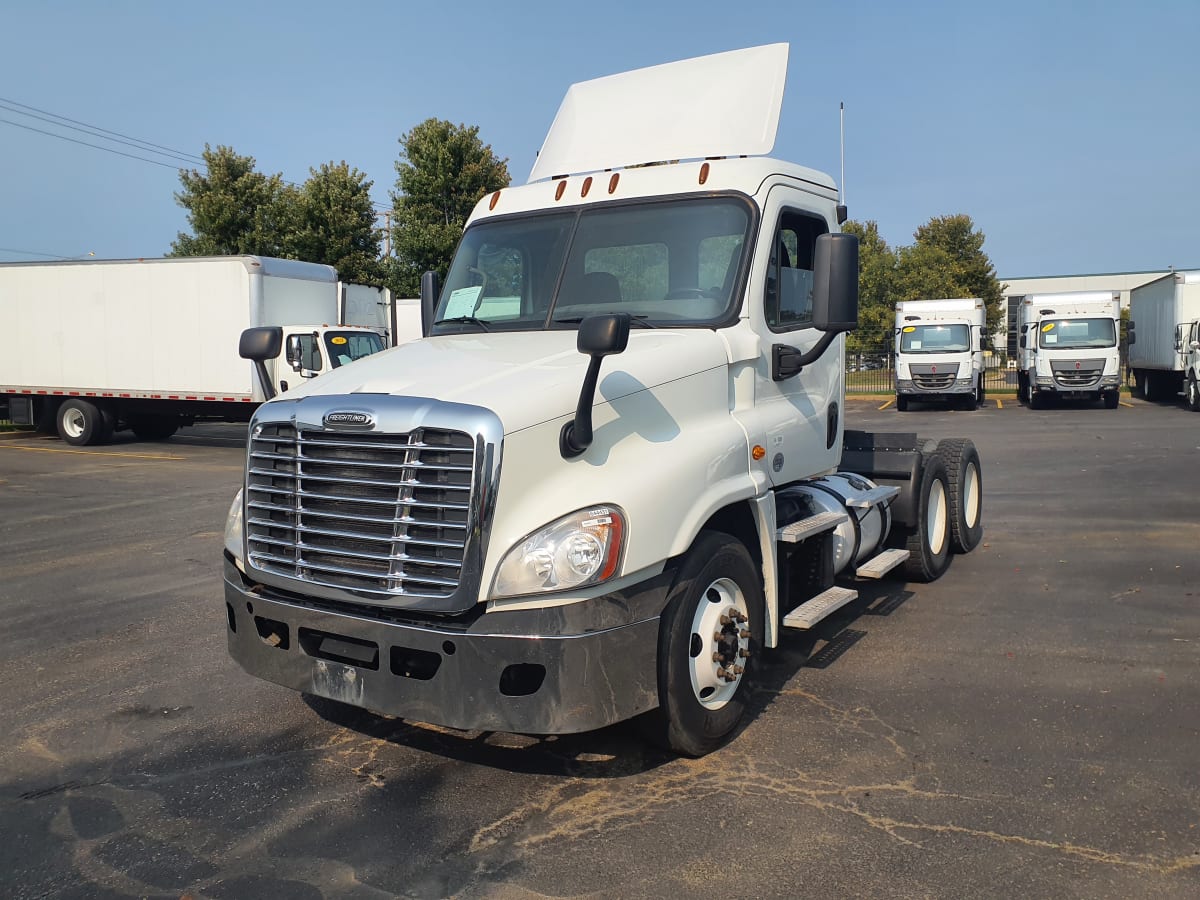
xmin=712 ymin=652 xmax=722 ymax=663
xmin=719 ymin=614 xmax=733 ymax=625
xmin=713 ymin=630 xmax=724 ymax=641
xmin=739 ymin=629 xmax=751 ymax=639
xmin=732 ymin=665 xmax=744 ymax=675
xmin=739 ymin=649 xmax=751 ymax=659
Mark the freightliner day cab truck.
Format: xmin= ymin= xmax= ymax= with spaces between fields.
xmin=1128 ymin=270 xmax=1200 ymax=409
xmin=0 ymin=256 xmax=386 ymax=444
xmin=1016 ymin=291 xmax=1122 ymax=409
xmin=894 ymin=298 xmax=987 ymax=411
xmin=224 ymin=45 xmax=984 ymax=756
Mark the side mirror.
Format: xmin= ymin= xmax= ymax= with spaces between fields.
xmin=285 ymin=334 xmax=304 ymax=370
xmin=1126 ymin=327 xmax=1135 ymax=346
xmin=812 ymin=232 xmax=858 ymax=333
xmin=420 ymin=270 xmax=440 ymax=337
xmin=239 ymin=326 xmax=283 ymax=401
xmin=560 ymin=313 xmax=631 ymax=459
xmin=1019 ymin=334 xmax=1027 ymax=349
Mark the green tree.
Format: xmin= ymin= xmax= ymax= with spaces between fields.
xmin=894 ymin=214 xmax=1005 ymax=333
xmin=288 ymin=162 xmax=383 ymax=284
xmin=170 ymin=145 xmax=293 ymax=257
xmin=389 ymin=119 xmax=511 ymax=296
xmin=841 ymin=220 xmax=897 ymax=353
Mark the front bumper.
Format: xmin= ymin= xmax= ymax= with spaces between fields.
xmin=224 ymin=557 xmax=667 ymax=734
xmin=896 ymin=379 xmax=974 ymax=397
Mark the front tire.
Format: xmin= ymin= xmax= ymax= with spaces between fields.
xmin=640 ymin=531 xmax=764 ymax=757
xmin=936 ymin=438 xmax=983 ymax=554
xmin=901 ymin=454 xmax=953 ymax=583
xmin=56 ymin=399 xmax=114 ymax=446
xmin=896 ymin=395 xmax=909 ymax=412
xmin=1187 ymin=374 xmax=1200 ymax=411
xmin=1104 ymin=390 xmax=1120 ymax=410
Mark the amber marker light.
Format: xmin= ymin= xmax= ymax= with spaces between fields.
xmin=488 ymin=191 xmax=501 ymax=210
xmin=555 ymin=180 xmax=567 ymax=201
xmin=699 ymin=162 xmax=710 ymax=185
xmin=608 ymin=173 xmax=620 ymax=194
xmin=752 ymin=445 xmax=766 ymax=460
xmin=582 ymin=176 xmax=593 ymax=197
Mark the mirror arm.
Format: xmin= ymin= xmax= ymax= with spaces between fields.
xmin=559 ymin=355 xmax=605 ymax=458
xmin=772 ymin=332 xmax=838 ymax=381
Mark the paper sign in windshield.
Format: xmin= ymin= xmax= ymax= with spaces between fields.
xmin=444 ymin=286 xmax=483 ymax=319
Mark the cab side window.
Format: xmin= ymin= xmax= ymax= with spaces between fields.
xmin=765 ymin=210 xmax=827 ymax=331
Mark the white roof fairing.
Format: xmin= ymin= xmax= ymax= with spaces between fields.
xmin=527 ymin=44 xmax=789 ymax=184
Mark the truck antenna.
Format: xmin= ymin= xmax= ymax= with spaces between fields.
xmin=836 ymin=102 xmax=848 ymax=225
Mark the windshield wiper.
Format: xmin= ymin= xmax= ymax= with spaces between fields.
xmin=553 ymin=314 xmax=656 ymax=329
xmin=434 ymin=316 xmax=491 ymax=331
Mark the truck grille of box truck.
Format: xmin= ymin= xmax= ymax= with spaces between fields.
xmin=1051 ymin=359 xmax=1104 ymax=388
xmin=244 ymin=424 xmax=474 ymax=597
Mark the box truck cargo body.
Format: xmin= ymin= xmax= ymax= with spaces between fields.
xmin=1128 ymin=271 xmax=1200 ymax=405
xmin=894 ymin=298 xmax=986 ymax=410
xmin=339 ymin=282 xmax=422 ymax=348
xmin=1017 ymin=291 xmax=1121 ymax=409
xmin=1 ymin=256 xmax=385 ymax=444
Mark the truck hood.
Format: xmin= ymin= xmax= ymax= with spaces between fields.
xmin=276 ymin=329 xmax=733 ymax=434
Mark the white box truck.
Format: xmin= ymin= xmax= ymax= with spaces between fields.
xmin=1127 ymin=271 xmax=1200 ymax=406
xmin=894 ymin=298 xmax=986 ymax=411
xmin=1016 ymin=291 xmax=1121 ymax=409
xmin=223 ymin=45 xmax=984 ymax=757
xmin=0 ymin=256 xmax=386 ymax=445
xmin=339 ymin=282 xmax=422 ymax=349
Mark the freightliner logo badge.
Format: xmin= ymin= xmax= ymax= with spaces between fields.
xmin=323 ymin=411 xmax=374 ymax=429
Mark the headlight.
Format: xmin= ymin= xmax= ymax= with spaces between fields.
xmin=1036 ymin=376 xmax=1053 ymax=386
xmin=493 ymin=505 xmax=625 ymax=598
xmin=224 ymin=488 xmax=245 ymax=568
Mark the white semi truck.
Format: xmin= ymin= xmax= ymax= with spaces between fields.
xmin=224 ymin=45 xmax=984 ymax=756
xmin=0 ymin=256 xmax=385 ymax=445
xmin=894 ymin=298 xmax=986 ymax=411
xmin=1127 ymin=271 xmax=1200 ymax=408
xmin=1016 ymin=291 xmax=1121 ymax=409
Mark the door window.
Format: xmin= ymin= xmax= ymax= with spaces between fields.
xmin=765 ymin=210 xmax=827 ymax=331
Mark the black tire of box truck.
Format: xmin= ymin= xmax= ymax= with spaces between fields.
xmin=935 ymin=438 xmax=983 ymax=554
xmin=56 ymin=399 xmax=114 ymax=446
xmin=640 ymin=530 xmax=764 ymax=758
xmin=901 ymin=454 xmax=952 ymax=582
xmin=1029 ymin=390 xmax=1046 ymax=410
xmin=977 ymin=379 xmax=986 ymax=409
xmin=1104 ymin=390 xmax=1120 ymax=410
xmin=1017 ymin=372 xmax=1029 ymax=404
xmin=896 ymin=395 xmax=909 ymax=411
xmin=128 ymin=413 xmax=180 ymax=441
xmin=1138 ymin=370 xmax=1153 ymax=401
xmin=1187 ymin=374 xmax=1200 ymax=411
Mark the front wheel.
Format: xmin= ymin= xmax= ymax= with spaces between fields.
xmin=1187 ymin=374 xmax=1200 ymax=411
xmin=640 ymin=531 xmax=764 ymax=757
xmin=1104 ymin=390 xmax=1120 ymax=410
xmin=896 ymin=395 xmax=909 ymax=412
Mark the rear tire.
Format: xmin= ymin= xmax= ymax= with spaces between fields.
xmin=935 ymin=438 xmax=983 ymax=554
xmin=640 ymin=531 xmax=764 ymax=757
xmin=1187 ymin=374 xmax=1200 ymax=411
xmin=56 ymin=399 xmax=114 ymax=446
xmin=901 ymin=454 xmax=952 ymax=583
xmin=1140 ymin=371 xmax=1153 ymax=401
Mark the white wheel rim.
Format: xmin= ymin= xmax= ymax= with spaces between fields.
xmin=927 ymin=480 xmax=948 ymax=556
xmin=62 ymin=408 xmax=86 ymax=439
xmin=963 ymin=463 xmax=981 ymax=529
xmin=688 ymin=577 xmax=749 ymax=710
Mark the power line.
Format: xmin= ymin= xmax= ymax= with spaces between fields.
xmin=0 ymin=247 xmax=75 ymax=259
xmin=0 ymin=95 xmax=205 ymax=164
xmin=0 ymin=117 xmax=182 ymax=170
xmin=0 ymin=100 xmax=200 ymax=165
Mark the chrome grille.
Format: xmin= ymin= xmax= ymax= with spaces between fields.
xmin=245 ymin=424 xmax=475 ymax=597
xmin=911 ymin=364 xmax=958 ymax=391
xmin=1051 ymin=359 xmax=1103 ymax=388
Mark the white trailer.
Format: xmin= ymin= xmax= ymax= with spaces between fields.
xmin=1127 ymin=271 xmax=1200 ymax=406
xmin=1016 ymin=291 xmax=1121 ymax=409
xmin=224 ymin=45 xmax=984 ymax=757
xmin=0 ymin=256 xmax=386 ymax=445
xmin=894 ymin=298 xmax=986 ymax=410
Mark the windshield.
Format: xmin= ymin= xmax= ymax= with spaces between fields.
xmin=324 ymin=331 xmax=384 ymax=368
xmin=898 ymin=323 xmax=971 ymax=354
xmin=1038 ymin=318 xmax=1116 ymax=349
xmin=434 ymin=196 xmax=753 ymax=332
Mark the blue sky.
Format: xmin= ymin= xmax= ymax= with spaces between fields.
xmin=2 ymin=0 xmax=1196 ymax=278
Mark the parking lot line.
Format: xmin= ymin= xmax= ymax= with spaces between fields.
xmin=1120 ymin=401 xmax=1133 ymax=408
xmin=995 ymin=398 xmax=1003 ymax=409
xmin=877 ymin=398 xmax=894 ymax=410
xmin=0 ymin=444 xmax=185 ymax=461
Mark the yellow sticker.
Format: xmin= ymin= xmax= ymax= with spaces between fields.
xmin=902 ymin=326 xmax=916 ymax=333
xmin=331 ymin=336 xmax=348 ymax=345
xmin=1041 ymin=323 xmax=1055 ymax=332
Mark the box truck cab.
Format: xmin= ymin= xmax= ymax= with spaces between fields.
xmin=894 ymin=298 xmax=985 ymax=411
xmin=1017 ymin=291 xmax=1121 ymax=409
xmin=225 ymin=45 xmax=984 ymax=757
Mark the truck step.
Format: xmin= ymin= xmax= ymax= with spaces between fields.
xmin=776 ymin=510 xmax=847 ymax=544
xmin=855 ymin=548 xmax=910 ymax=579
xmin=844 ymin=484 xmax=901 ymax=509
xmin=783 ymin=586 xmax=859 ymax=630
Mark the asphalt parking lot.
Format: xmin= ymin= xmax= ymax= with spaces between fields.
xmin=1 ymin=398 xmax=1198 ymax=899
